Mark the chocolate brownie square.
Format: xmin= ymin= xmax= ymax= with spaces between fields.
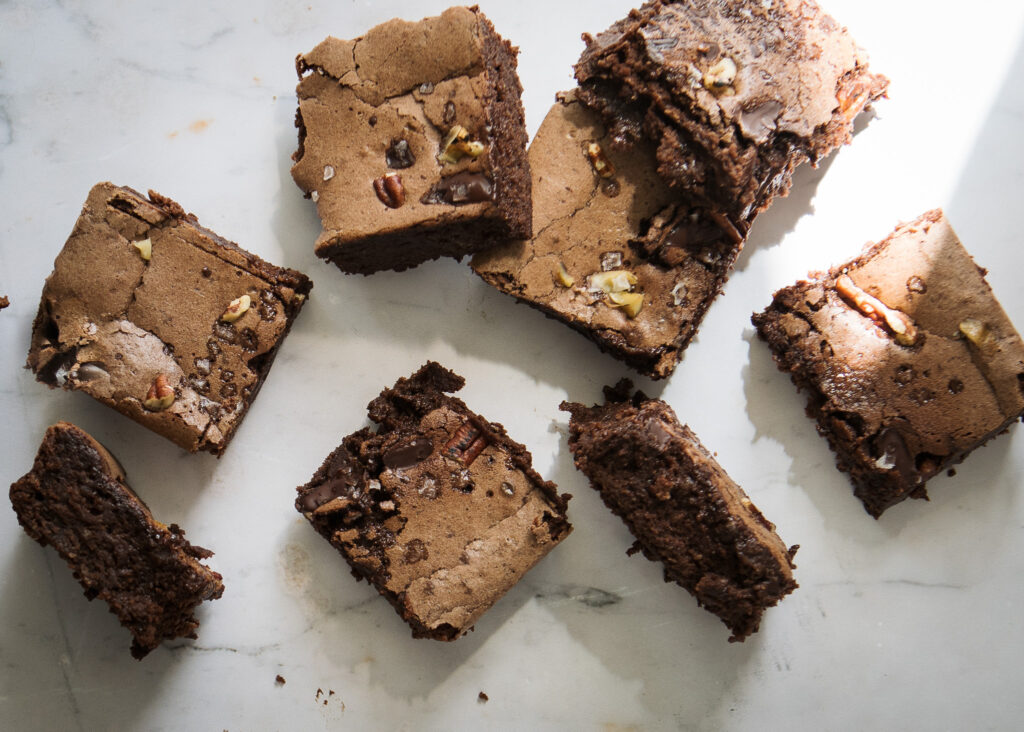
xmin=291 ymin=6 xmax=531 ymax=274
xmin=753 ymin=210 xmax=1024 ymax=517
xmin=561 ymin=383 xmax=797 ymax=641
xmin=296 ymin=362 xmax=572 ymax=640
xmin=574 ymin=0 xmax=888 ymax=221
xmin=10 ymin=422 xmax=224 ymax=659
xmin=27 ymin=182 xmax=312 ymax=456
xmin=473 ymin=92 xmax=746 ymax=379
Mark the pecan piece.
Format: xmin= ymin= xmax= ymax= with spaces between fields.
xmin=835 ymin=274 xmax=919 ymax=346
xmin=373 ymin=172 xmax=405 ymax=208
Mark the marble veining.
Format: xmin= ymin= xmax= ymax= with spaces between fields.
xmin=1 ymin=1 xmax=1024 ymax=731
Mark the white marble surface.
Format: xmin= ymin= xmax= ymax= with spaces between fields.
xmin=1 ymin=1 xmax=1023 ymax=729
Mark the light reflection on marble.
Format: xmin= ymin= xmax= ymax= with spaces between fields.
xmin=1 ymin=1 xmax=1023 ymax=730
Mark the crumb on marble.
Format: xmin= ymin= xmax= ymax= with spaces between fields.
xmin=478 ymin=691 xmax=489 ymax=703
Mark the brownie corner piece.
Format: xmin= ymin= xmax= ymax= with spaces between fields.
xmin=472 ymin=91 xmax=746 ymax=380
xmin=752 ymin=209 xmax=1024 ymax=517
xmin=27 ymin=182 xmax=312 ymax=456
xmin=574 ymin=0 xmax=888 ymax=220
xmin=561 ymin=382 xmax=797 ymax=641
xmin=291 ymin=6 xmax=531 ymax=274
xmin=9 ymin=422 xmax=224 ymax=659
xmin=296 ymin=361 xmax=571 ymax=640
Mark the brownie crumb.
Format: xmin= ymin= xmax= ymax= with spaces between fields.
xmin=275 ymin=675 xmax=286 ymax=686
xmin=478 ymin=691 xmax=489 ymax=703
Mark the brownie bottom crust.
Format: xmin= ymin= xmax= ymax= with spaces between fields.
xmin=563 ymin=383 xmax=797 ymax=641
xmin=10 ymin=422 xmax=224 ymax=658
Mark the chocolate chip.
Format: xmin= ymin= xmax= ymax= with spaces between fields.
xmin=382 ymin=435 xmax=434 ymax=469
xmin=385 ymin=139 xmax=416 ymax=169
xmin=418 ymin=81 xmax=434 ymax=95
xmin=75 ymin=362 xmax=108 ymax=382
xmin=403 ymin=538 xmax=429 ymax=564
xmin=421 ymin=172 xmax=494 ymax=205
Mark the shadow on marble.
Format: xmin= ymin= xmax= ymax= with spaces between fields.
xmin=0 ymin=535 xmax=184 ymax=732
xmin=526 ymin=444 xmax=763 ymax=725
xmin=278 ymin=516 xmax=534 ymax=700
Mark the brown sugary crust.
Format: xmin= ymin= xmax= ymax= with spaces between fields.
xmin=26 ymin=182 xmax=312 ymax=456
xmin=561 ymin=383 xmax=797 ymax=641
xmin=753 ymin=210 xmax=1024 ymax=517
xmin=291 ymin=7 xmax=531 ymax=274
xmin=575 ymin=0 xmax=888 ymax=221
xmin=296 ymin=362 xmax=571 ymax=640
xmin=9 ymin=422 xmax=224 ymax=659
xmin=473 ymin=93 xmax=745 ymax=379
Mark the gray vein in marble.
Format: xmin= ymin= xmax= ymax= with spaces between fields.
xmin=179 ymin=26 xmax=235 ymax=50
xmin=166 ymin=640 xmax=283 ymax=658
xmin=44 ymin=554 xmax=84 ymax=732
xmin=534 ymin=584 xmax=623 ymax=608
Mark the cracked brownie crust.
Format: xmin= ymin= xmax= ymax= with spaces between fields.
xmin=753 ymin=210 xmax=1024 ymax=517
xmin=295 ymin=362 xmax=572 ymax=640
xmin=575 ymin=0 xmax=888 ymax=221
xmin=472 ymin=93 xmax=745 ymax=379
xmin=562 ymin=383 xmax=797 ymax=641
xmin=291 ymin=6 xmax=531 ymax=274
xmin=10 ymin=422 xmax=224 ymax=659
xmin=26 ymin=182 xmax=312 ymax=456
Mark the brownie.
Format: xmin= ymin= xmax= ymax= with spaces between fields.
xmin=295 ymin=362 xmax=572 ymax=640
xmin=26 ymin=182 xmax=312 ymax=456
xmin=561 ymin=382 xmax=797 ymax=641
xmin=291 ymin=6 xmax=531 ymax=274
xmin=752 ymin=210 xmax=1024 ymax=517
xmin=574 ymin=0 xmax=888 ymax=221
xmin=473 ymin=92 xmax=746 ymax=379
xmin=9 ymin=422 xmax=224 ymax=659
xmin=0 ymin=295 xmax=9 ymax=309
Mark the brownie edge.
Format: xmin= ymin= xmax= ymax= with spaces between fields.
xmin=10 ymin=422 xmax=224 ymax=659
xmin=562 ymin=382 xmax=797 ymax=641
xmin=296 ymin=362 xmax=572 ymax=640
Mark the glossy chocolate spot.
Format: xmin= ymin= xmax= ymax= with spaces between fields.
xmin=642 ymin=415 xmax=673 ymax=449
xmin=299 ymin=453 xmax=365 ymax=512
xmin=386 ymin=139 xmax=415 ymax=169
xmin=383 ymin=435 xmax=434 ymax=470
xmin=421 ymin=172 xmax=494 ymax=205
xmin=738 ymin=101 xmax=783 ymax=143
xmin=873 ymin=427 xmax=918 ymax=484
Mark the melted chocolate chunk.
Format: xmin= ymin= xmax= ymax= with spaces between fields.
xmin=421 ymin=172 xmax=494 ymax=205
xmin=299 ymin=453 xmax=365 ymax=512
xmin=383 ymin=435 xmax=434 ymax=470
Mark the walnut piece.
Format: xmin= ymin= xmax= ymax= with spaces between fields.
xmin=554 ymin=262 xmax=574 ymax=288
xmin=588 ymin=270 xmax=637 ymax=294
xmin=835 ymin=274 xmax=918 ymax=346
xmin=221 ymin=294 xmax=252 ymax=323
xmin=143 ymin=373 xmax=175 ymax=411
xmin=132 ymin=238 xmax=152 ymax=262
xmin=373 ymin=172 xmax=405 ymax=208
xmin=703 ymin=57 xmax=737 ymax=95
xmin=586 ymin=142 xmax=615 ymax=179
xmin=437 ymin=125 xmax=485 ymax=165
xmin=607 ymin=291 xmax=644 ymax=318
xmin=959 ymin=318 xmax=991 ymax=345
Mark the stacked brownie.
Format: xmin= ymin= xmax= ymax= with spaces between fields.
xmin=474 ymin=0 xmax=887 ymax=379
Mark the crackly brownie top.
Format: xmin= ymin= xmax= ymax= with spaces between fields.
xmin=575 ymin=0 xmax=887 ymax=217
xmin=754 ymin=210 xmax=1024 ymax=488
xmin=473 ymin=92 xmax=744 ymax=379
xmin=292 ymin=7 xmax=520 ymax=249
xmin=296 ymin=362 xmax=571 ymax=638
xmin=9 ymin=421 xmax=224 ymax=659
xmin=27 ymin=182 xmax=311 ymax=454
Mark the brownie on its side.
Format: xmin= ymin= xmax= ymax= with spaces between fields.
xmin=296 ymin=362 xmax=572 ymax=640
xmin=472 ymin=92 xmax=746 ymax=380
xmin=561 ymin=383 xmax=797 ymax=641
xmin=574 ymin=0 xmax=888 ymax=222
xmin=291 ymin=6 xmax=531 ymax=274
xmin=753 ymin=210 xmax=1024 ymax=517
xmin=27 ymin=182 xmax=312 ymax=456
xmin=10 ymin=422 xmax=224 ymax=659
